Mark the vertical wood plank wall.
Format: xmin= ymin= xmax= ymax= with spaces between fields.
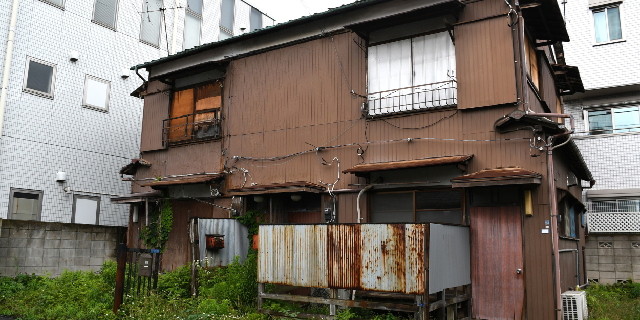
xmin=140 ymin=81 xmax=171 ymax=152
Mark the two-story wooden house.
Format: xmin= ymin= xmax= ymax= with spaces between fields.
xmin=117 ymin=0 xmax=593 ymax=318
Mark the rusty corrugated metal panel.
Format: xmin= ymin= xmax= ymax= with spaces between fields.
xmin=328 ymin=224 xmax=362 ymax=289
xmin=360 ymin=224 xmax=406 ymax=292
xmin=343 ymin=155 xmax=473 ymax=174
xmin=471 ymin=206 xmax=524 ymax=320
xmin=140 ymin=81 xmax=170 ymax=152
xmin=455 ymin=17 xmax=517 ymax=109
xmin=405 ymin=224 xmax=425 ymax=294
xmin=198 ymin=219 xmax=249 ymax=267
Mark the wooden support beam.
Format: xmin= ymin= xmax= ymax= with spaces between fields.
xmin=428 ymin=293 xmax=472 ymax=312
xmin=257 ymin=283 xmax=265 ymax=312
xmin=259 ymin=292 xmax=420 ymax=313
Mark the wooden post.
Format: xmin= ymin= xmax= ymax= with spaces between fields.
xmin=113 ymin=243 xmax=127 ymax=314
xmin=438 ymin=290 xmax=446 ymax=320
xmin=423 ymin=224 xmax=430 ymax=320
xmin=414 ymin=295 xmax=423 ymax=320
xmin=190 ymin=217 xmax=198 ymax=297
xmin=330 ymin=289 xmax=337 ymax=315
xmin=257 ymin=283 xmax=265 ymax=312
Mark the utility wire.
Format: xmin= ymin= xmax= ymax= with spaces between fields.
xmin=379 ymin=110 xmax=459 ymax=130
xmin=2 ymin=134 xmax=131 ymax=159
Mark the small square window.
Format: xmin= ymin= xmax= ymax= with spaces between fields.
xmin=23 ymin=57 xmax=56 ymax=99
xmin=83 ymin=75 xmax=111 ymax=111
xmin=39 ymin=0 xmax=64 ymax=9
xmin=8 ymin=188 xmax=43 ymax=221
xmin=72 ymin=195 xmax=101 ymax=225
xmin=92 ymin=0 xmax=119 ymax=30
xmin=593 ymin=6 xmax=622 ymax=43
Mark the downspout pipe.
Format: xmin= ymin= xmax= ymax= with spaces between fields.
xmin=356 ymin=184 xmax=374 ymax=223
xmin=528 ymin=112 xmax=574 ymax=320
xmin=0 ymin=0 xmax=20 ymax=139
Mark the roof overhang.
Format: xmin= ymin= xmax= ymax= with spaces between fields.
xmin=551 ymin=64 xmax=585 ymax=96
xmin=343 ymin=155 xmax=473 ymax=178
xmin=110 ymin=190 xmax=162 ymax=204
xmin=120 ymin=158 xmax=151 ymax=176
xmin=451 ymin=167 xmax=542 ymax=188
xmin=520 ymin=0 xmax=569 ymax=42
xmin=587 ymin=188 xmax=640 ymax=201
xmin=140 ymin=174 xmax=225 ymax=189
xmin=226 ymin=181 xmax=325 ymax=196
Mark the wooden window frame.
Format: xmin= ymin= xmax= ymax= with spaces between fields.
xmin=369 ymin=188 xmax=465 ymax=225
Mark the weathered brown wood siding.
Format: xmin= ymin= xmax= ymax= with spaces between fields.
xmin=459 ymin=0 xmax=509 ymax=22
xmin=559 ymin=238 xmax=580 ymax=292
xmin=455 ymin=17 xmax=517 ymax=109
xmin=140 ymin=81 xmax=171 ymax=152
xmin=540 ymin=58 xmax=558 ymax=112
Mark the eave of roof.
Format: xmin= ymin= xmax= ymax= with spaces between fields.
xmin=451 ymin=167 xmax=542 ymax=187
xmin=343 ymin=155 xmax=473 ymax=175
xmin=131 ymin=0 xmax=392 ymax=71
xmin=226 ymin=181 xmax=325 ymax=195
xmin=140 ymin=174 xmax=224 ymax=188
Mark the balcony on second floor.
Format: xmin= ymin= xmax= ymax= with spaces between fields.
xmin=586 ymin=200 xmax=640 ymax=233
xmin=163 ymin=110 xmax=222 ymax=147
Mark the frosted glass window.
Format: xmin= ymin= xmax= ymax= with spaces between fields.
xmin=613 ymin=107 xmax=640 ymax=133
xmin=250 ymin=7 xmax=262 ymax=32
xmin=220 ymin=0 xmax=235 ymax=32
xmin=140 ymin=0 xmax=162 ymax=46
xmin=83 ymin=76 xmax=110 ymax=111
xmin=186 ymin=0 xmax=202 ymax=15
xmin=23 ymin=57 xmax=56 ymax=98
xmin=73 ymin=196 xmax=100 ymax=225
xmin=9 ymin=189 xmax=43 ymax=221
xmin=594 ymin=6 xmax=622 ymax=43
xmin=184 ymin=11 xmax=201 ymax=50
xmin=93 ymin=0 xmax=118 ymax=29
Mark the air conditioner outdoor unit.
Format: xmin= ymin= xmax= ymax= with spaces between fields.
xmin=562 ymin=291 xmax=588 ymax=320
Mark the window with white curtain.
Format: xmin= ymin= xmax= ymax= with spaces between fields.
xmin=220 ymin=0 xmax=235 ymax=39
xmin=250 ymin=7 xmax=262 ymax=32
xmin=184 ymin=0 xmax=202 ymax=50
xmin=368 ymin=31 xmax=456 ymax=115
xmin=140 ymin=0 xmax=163 ymax=47
xmin=93 ymin=0 xmax=119 ymax=29
xmin=83 ymin=75 xmax=111 ymax=111
xmin=73 ymin=195 xmax=100 ymax=225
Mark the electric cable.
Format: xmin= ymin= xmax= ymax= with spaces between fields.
xmin=379 ymin=110 xmax=458 ymax=130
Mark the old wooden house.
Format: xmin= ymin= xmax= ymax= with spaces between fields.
xmin=116 ymin=0 xmax=593 ymax=318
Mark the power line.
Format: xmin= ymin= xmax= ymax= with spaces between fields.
xmin=1 ymin=135 xmax=132 ymax=160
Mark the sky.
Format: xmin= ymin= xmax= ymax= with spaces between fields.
xmin=245 ymin=0 xmax=357 ymax=24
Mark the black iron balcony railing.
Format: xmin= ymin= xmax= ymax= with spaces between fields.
xmin=162 ymin=110 xmax=222 ymax=146
xmin=368 ymin=80 xmax=457 ymax=116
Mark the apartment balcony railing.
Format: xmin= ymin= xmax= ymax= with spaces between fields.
xmin=163 ymin=110 xmax=222 ymax=147
xmin=367 ymin=80 xmax=457 ymax=116
xmin=586 ymin=200 xmax=640 ymax=233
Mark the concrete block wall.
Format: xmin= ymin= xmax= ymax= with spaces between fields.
xmin=585 ymin=234 xmax=640 ymax=284
xmin=0 ymin=219 xmax=125 ymax=277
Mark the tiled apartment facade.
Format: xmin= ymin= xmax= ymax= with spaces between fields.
xmin=0 ymin=0 xmax=272 ymax=227
xmin=561 ymin=0 xmax=640 ymax=283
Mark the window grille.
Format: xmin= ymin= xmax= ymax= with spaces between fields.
xmin=93 ymin=0 xmax=119 ymax=29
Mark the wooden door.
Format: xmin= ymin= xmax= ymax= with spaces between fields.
xmin=471 ymin=206 xmax=524 ymax=319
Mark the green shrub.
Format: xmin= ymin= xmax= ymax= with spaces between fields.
xmin=197 ymin=298 xmax=234 ymax=315
xmin=198 ymin=252 xmax=259 ymax=309
xmin=157 ymin=262 xmax=192 ymax=299
xmin=586 ymin=281 xmax=640 ymax=320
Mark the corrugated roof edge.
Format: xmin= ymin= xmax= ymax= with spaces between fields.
xmin=130 ymin=0 xmax=390 ymax=71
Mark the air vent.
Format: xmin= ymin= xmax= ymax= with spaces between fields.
xmin=562 ymin=291 xmax=588 ymax=320
xmin=598 ymin=241 xmax=612 ymax=248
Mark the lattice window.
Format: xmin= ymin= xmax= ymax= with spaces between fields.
xmin=598 ymin=241 xmax=612 ymax=248
xmin=587 ymin=213 xmax=640 ymax=233
xmin=632 ymin=242 xmax=640 ymax=249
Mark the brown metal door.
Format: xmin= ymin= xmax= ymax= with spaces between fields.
xmin=471 ymin=206 xmax=524 ymax=320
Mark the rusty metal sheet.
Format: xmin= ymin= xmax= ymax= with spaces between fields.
xmin=342 ymin=155 xmax=473 ymax=175
xmin=452 ymin=167 xmax=541 ymax=181
xmin=258 ymin=223 xmax=428 ymax=294
xmin=140 ymin=174 xmax=224 ymax=187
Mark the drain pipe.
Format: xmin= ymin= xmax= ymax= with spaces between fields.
xmin=356 ymin=184 xmax=374 ymax=223
xmin=0 ymin=0 xmax=20 ymax=139
xmin=528 ymin=111 xmax=574 ymax=320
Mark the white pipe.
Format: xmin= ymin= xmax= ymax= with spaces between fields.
xmin=356 ymin=184 xmax=374 ymax=223
xmin=171 ymin=0 xmax=180 ymax=54
xmin=0 ymin=0 xmax=20 ymax=139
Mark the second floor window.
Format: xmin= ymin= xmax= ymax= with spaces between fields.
xmin=184 ymin=0 xmax=202 ymax=50
xmin=23 ymin=57 xmax=56 ymax=99
xmin=165 ymin=82 xmax=223 ymax=145
xmin=367 ymin=31 xmax=456 ymax=115
xmin=586 ymin=105 xmax=640 ymax=134
xmin=593 ymin=6 xmax=622 ymax=43
xmin=220 ymin=0 xmax=234 ymax=40
xmin=140 ymin=0 xmax=163 ymax=47
xmin=93 ymin=0 xmax=119 ymax=29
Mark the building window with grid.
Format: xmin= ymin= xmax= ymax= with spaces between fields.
xmin=370 ymin=189 xmax=463 ymax=224
xmin=593 ymin=5 xmax=622 ymax=43
xmin=8 ymin=188 xmax=44 ymax=221
xmin=82 ymin=75 xmax=111 ymax=112
xmin=584 ymin=105 xmax=640 ymax=135
xmin=184 ymin=0 xmax=202 ymax=50
xmin=23 ymin=57 xmax=56 ymax=99
xmin=140 ymin=0 xmax=163 ymax=47
xmin=219 ymin=0 xmax=234 ymax=40
xmin=92 ymin=0 xmax=119 ymax=30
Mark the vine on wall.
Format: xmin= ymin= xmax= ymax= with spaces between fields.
xmin=140 ymin=198 xmax=173 ymax=251
xmin=235 ymin=209 xmax=264 ymax=248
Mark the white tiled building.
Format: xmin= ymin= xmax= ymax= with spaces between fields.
xmin=561 ymin=0 xmax=640 ymax=283
xmin=0 ymin=0 xmax=273 ymax=226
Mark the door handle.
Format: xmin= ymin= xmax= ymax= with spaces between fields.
xmin=516 ymin=269 xmax=522 ymax=274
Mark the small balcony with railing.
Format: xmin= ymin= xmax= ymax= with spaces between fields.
xmin=163 ymin=110 xmax=222 ymax=147
xmin=586 ymin=200 xmax=640 ymax=233
xmin=367 ymin=80 xmax=457 ymax=116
